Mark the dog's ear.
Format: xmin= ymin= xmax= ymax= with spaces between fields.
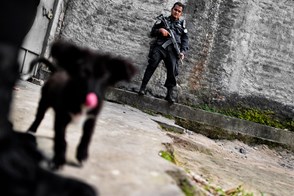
xmin=109 ymin=57 xmax=136 ymax=83
xmin=96 ymin=54 xmax=136 ymax=85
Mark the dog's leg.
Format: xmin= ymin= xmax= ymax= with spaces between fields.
xmin=27 ymin=97 xmax=49 ymax=133
xmin=76 ymin=118 xmax=96 ymax=163
xmin=52 ymin=112 xmax=71 ymax=169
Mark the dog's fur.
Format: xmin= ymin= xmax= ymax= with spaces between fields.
xmin=27 ymin=40 xmax=136 ymax=169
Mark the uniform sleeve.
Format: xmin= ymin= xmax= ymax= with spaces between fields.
xmin=178 ymin=19 xmax=189 ymax=54
xmin=180 ymin=29 xmax=189 ymax=54
xmin=150 ymin=20 xmax=164 ymax=37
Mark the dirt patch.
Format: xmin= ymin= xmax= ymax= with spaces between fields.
xmin=163 ymin=131 xmax=294 ymax=195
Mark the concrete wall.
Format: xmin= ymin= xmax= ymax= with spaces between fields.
xmin=55 ymin=0 xmax=294 ymax=117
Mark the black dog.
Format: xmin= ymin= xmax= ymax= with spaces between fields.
xmin=27 ymin=40 xmax=136 ymax=169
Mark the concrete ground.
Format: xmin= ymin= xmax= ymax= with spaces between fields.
xmin=10 ymin=81 xmax=294 ymax=196
xmin=11 ymin=80 xmax=184 ymax=196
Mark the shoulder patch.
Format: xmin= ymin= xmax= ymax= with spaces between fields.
xmin=155 ymin=20 xmax=162 ymax=25
xmin=182 ymin=20 xmax=186 ymax=28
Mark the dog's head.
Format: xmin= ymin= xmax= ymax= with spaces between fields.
xmin=50 ymin=40 xmax=136 ymax=82
xmin=83 ymin=53 xmax=136 ymax=106
xmin=93 ymin=54 xmax=136 ymax=85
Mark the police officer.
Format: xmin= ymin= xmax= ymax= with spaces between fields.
xmin=138 ymin=2 xmax=189 ymax=103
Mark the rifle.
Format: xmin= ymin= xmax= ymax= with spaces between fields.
xmin=156 ymin=14 xmax=183 ymax=64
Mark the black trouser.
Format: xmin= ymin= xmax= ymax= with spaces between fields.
xmin=0 ymin=0 xmax=39 ymax=134
xmin=141 ymin=45 xmax=178 ymax=89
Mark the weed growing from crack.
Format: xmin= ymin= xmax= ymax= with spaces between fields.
xmin=159 ymin=150 xmax=175 ymax=163
xmin=159 ymin=136 xmax=256 ymax=195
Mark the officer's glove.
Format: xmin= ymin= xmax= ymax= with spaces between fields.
xmin=179 ymin=53 xmax=184 ymax=60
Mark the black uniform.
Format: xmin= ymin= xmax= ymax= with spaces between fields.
xmin=141 ymin=16 xmax=189 ymax=90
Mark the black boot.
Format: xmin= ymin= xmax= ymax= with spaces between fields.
xmin=165 ymin=87 xmax=175 ymax=104
xmin=138 ymin=84 xmax=146 ymax=96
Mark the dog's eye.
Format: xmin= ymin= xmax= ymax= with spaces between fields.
xmin=77 ymin=59 xmax=85 ymax=65
xmin=81 ymin=68 xmax=92 ymax=77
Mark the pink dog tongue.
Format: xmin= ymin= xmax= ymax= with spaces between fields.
xmin=85 ymin=92 xmax=98 ymax=108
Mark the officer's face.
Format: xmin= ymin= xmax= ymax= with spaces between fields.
xmin=171 ymin=5 xmax=183 ymax=20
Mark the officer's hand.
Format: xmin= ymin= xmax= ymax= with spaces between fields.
xmin=179 ymin=53 xmax=184 ymax=60
xmin=159 ymin=28 xmax=170 ymax=37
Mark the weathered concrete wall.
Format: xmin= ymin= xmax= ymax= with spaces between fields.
xmin=202 ymin=0 xmax=294 ymax=117
xmin=206 ymin=0 xmax=294 ymax=110
xmin=56 ymin=0 xmax=294 ymax=117
xmin=224 ymin=1 xmax=294 ymax=106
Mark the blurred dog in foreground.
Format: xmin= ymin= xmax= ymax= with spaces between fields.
xmin=27 ymin=40 xmax=136 ymax=169
xmin=0 ymin=131 xmax=97 ymax=196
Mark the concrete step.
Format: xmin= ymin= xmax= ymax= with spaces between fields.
xmin=105 ymin=87 xmax=294 ymax=149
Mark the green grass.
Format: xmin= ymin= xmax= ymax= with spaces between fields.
xmin=197 ymin=105 xmax=294 ymax=132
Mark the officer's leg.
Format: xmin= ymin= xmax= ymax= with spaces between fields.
xmin=138 ymin=47 xmax=163 ymax=95
xmin=163 ymin=48 xmax=178 ymax=103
